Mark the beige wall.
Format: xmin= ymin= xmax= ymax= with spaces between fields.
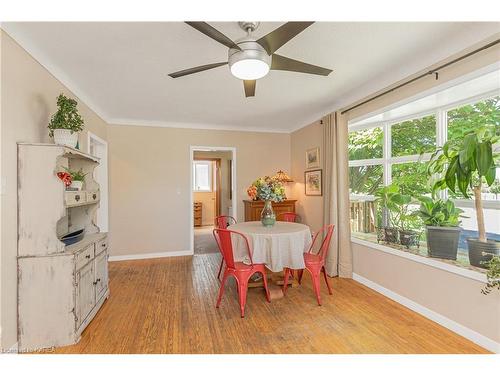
xmin=352 ymin=242 xmax=500 ymax=344
xmin=107 ymin=124 xmax=290 ymax=256
xmin=0 ymin=30 xmax=108 ymax=350
xmin=290 ymin=120 xmax=324 ymax=231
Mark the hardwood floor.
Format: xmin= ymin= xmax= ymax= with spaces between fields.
xmin=53 ymin=253 xmax=488 ymax=354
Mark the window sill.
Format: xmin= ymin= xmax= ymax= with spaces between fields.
xmin=351 ymin=237 xmax=487 ymax=283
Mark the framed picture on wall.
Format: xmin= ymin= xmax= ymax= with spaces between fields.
xmin=305 ymin=169 xmax=322 ymax=196
xmin=305 ymin=147 xmax=320 ymax=169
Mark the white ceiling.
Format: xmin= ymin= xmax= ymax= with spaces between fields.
xmin=3 ymin=22 xmax=499 ymax=132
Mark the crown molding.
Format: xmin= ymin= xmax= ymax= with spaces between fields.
xmin=108 ymin=118 xmax=291 ymax=134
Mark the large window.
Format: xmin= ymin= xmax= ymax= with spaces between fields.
xmin=348 ymin=93 xmax=500 ymax=268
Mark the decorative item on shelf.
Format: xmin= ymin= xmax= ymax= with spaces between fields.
xmin=304 ymin=169 xmax=322 ymax=196
xmin=417 ymin=197 xmax=464 ymax=260
xmin=59 ymin=228 xmax=85 ymax=246
xmin=427 ymin=125 xmax=500 ymax=268
xmin=48 ymin=93 xmax=84 ymax=148
xmin=62 ymin=167 xmax=87 ymax=191
xmin=56 ymin=171 xmax=72 ymax=187
xmin=247 ymin=176 xmax=286 ymax=227
xmin=305 ymin=147 xmax=320 ymax=169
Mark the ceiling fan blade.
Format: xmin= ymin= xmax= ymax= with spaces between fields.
xmin=256 ymin=22 xmax=314 ymax=55
xmin=185 ymin=22 xmax=241 ymax=51
xmin=168 ymin=62 xmax=228 ymax=78
xmin=243 ymin=80 xmax=256 ymax=97
xmin=271 ymin=54 xmax=332 ymax=76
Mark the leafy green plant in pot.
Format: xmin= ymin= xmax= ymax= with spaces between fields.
xmin=48 ymin=94 xmax=84 ymax=148
xmin=374 ymin=184 xmax=400 ymax=243
xmin=63 ymin=167 xmax=87 ymax=191
xmin=428 ymin=125 xmax=500 ymax=268
xmin=481 ymin=255 xmax=500 ymax=295
xmin=417 ymin=197 xmax=463 ymax=260
xmin=392 ymin=193 xmax=420 ymax=249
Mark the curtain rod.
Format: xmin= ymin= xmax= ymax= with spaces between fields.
xmin=340 ymin=38 xmax=500 ymax=115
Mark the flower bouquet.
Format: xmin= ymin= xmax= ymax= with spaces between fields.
xmin=247 ymin=176 xmax=286 ymax=227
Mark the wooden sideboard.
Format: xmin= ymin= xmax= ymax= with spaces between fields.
xmin=243 ymin=199 xmax=297 ymax=222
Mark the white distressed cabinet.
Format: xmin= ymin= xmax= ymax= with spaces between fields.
xmin=17 ymin=144 xmax=109 ymax=351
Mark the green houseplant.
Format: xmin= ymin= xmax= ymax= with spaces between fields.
xmin=48 ymin=94 xmax=84 ymax=148
xmin=417 ymin=197 xmax=464 ymax=260
xmin=374 ymin=184 xmax=419 ymax=247
xmin=428 ymin=125 xmax=500 ymax=267
xmin=63 ymin=167 xmax=87 ymax=191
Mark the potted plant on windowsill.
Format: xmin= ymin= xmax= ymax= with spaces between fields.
xmin=374 ymin=184 xmax=400 ymax=244
xmin=428 ymin=125 xmax=500 ymax=268
xmin=417 ymin=197 xmax=464 ymax=260
xmin=48 ymin=93 xmax=84 ymax=148
xmin=482 ymin=255 xmax=500 ymax=295
xmin=393 ymin=193 xmax=420 ymax=249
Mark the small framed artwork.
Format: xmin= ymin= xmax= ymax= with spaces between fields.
xmin=305 ymin=169 xmax=322 ymax=196
xmin=305 ymin=147 xmax=320 ymax=169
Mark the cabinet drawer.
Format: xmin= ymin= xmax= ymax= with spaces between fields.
xmin=86 ymin=191 xmax=100 ymax=203
xmin=65 ymin=191 xmax=86 ymax=206
xmin=95 ymin=237 xmax=108 ymax=256
xmin=76 ymin=245 xmax=94 ymax=270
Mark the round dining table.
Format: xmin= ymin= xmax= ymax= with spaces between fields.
xmin=228 ymin=221 xmax=312 ymax=272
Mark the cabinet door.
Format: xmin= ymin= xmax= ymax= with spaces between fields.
xmin=76 ymin=261 xmax=95 ymax=328
xmin=94 ymin=250 xmax=108 ymax=301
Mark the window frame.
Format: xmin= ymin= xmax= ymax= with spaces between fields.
xmin=348 ymin=92 xmax=500 ymax=209
xmin=192 ymin=160 xmax=213 ymax=192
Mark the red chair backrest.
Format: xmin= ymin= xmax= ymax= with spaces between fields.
xmin=279 ymin=212 xmax=300 ymax=222
xmin=213 ymin=228 xmax=253 ymax=269
xmin=215 ymin=215 xmax=237 ymax=229
xmin=308 ymin=224 xmax=335 ymax=261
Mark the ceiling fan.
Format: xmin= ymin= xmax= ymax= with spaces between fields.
xmin=168 ymin=21 xmax=333 ymax=97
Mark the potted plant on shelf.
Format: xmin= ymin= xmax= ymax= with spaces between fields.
xmin=374 ymin=183 xmax=419 ymax=246
xmin=417 ymin=197 xmax=464 ymax=260
xmin=392 ymin=193 xmax=420 ymax=249
xmin=48 ymin=93 xmax=84 ymax=148
xmin=428 ymin=125 xmax=500 ymax=268
xmin=247 ymin=176 xmax=286 ymax=227
xmin=63 ymin=167 xmax=87 ymax=191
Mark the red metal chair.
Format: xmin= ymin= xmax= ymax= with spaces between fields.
xmin=214 ymin=215 xmax=237 ymax=279
xmin=283 ymin=224 xmax=335 ymax=306
xmin=215 ymin=215 xmax=237 ymax=229
xmin=278 ymin=212 xmax=301 ymax=223
xmin=213 ymin=228 xmax=270 ymax=317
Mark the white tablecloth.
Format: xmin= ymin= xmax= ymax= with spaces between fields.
xmin=228 ymin=221 xmax=312 ymax=272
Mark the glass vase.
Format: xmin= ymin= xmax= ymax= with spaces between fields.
xmin=261 ymin=200 xmax=276 ymax=227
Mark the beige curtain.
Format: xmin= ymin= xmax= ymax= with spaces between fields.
xmin=322 ymin=111 xmax=352 ymax=277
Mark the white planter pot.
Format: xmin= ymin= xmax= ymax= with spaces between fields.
xmin=53 ymin=129 xmax=78 ymax=148
xmin=70 ymin=181 xmax=83 ymax=191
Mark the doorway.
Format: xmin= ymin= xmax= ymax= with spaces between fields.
xmin=87 ymin=132 xmax=109 ymax=232
xmin=190 ymin=146 xmax=236 ymax=255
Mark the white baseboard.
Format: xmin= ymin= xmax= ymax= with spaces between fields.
xmin=109 ymin=250 xmax=193 ymax=262
xmin=352 ymin=272 xmax=500 ymax=353
xmin=2 ymin=341 xmax=19 ymax=354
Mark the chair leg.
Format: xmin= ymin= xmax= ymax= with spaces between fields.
xmin=297 ymin=269 xmax=304 ymax=284
xmin=237 ymin=277 xmax=249 ymax=318
xmin=216 ymin=272 xmax=228 ymax=308
xmin=310 ymin=270 xmax=322 ymax=306
xmin=282 ymin=268 xmax=290 ymax=295
xmin=260 ymin=271 xmax=271 ymax=302
xmin=217 ymin=258 xmax=224 ymax=280
xmin=322 ymin=267 xmax=333 ymax=295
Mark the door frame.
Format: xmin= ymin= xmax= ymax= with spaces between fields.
xmin=87 ymin=131 xmax=109 ymax=232
xmin=189 ymin=146 xmax=237 ymax=254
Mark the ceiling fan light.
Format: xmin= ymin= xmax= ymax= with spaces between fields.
xmin=230 ymin=59 xmax=270 ymax=80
